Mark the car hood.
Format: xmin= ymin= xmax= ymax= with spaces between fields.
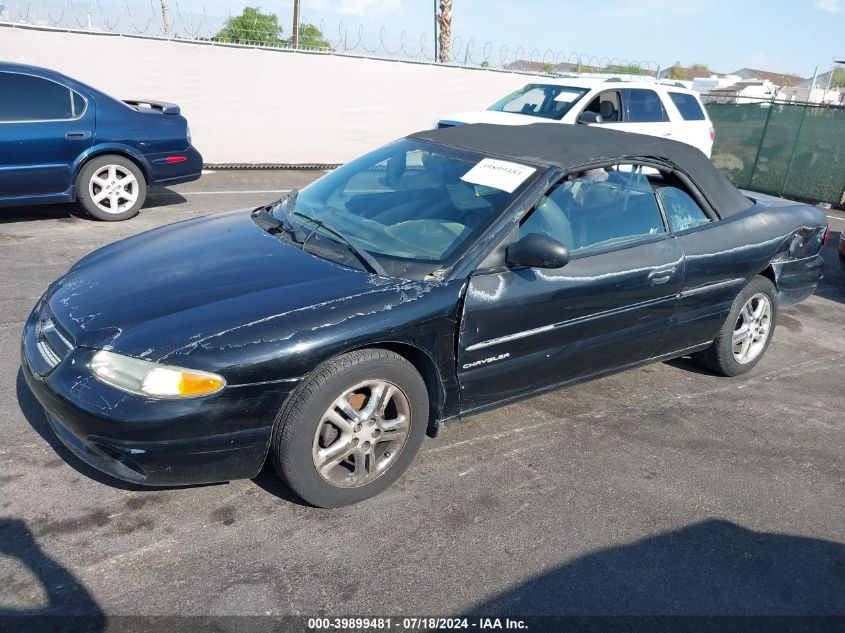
xmin=47 ymin=209 xmax=394 ymax=363
xmin=438 ymin=110 xmax=543 ymax=127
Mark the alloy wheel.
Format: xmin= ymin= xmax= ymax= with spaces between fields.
xmin=88 ymin=164 xmax=139 ymax=214
xmin=312 ymin=380 xmax=411 ymax=488
xmin=732 ymin=292 xmax=772 ymax=364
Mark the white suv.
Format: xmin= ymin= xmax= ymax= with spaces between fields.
xmin=438 ymin=77 xmax=715 ymax=157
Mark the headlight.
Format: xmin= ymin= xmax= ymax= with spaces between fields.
xmin=90 ymin=350 xmax=225 ymax=398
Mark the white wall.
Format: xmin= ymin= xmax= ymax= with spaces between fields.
xmin=0 ymin=25 xmax=538 ymax=164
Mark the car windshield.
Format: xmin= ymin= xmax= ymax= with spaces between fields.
xmin=488 ymin=84 xmax=589 ymax=120
xmin=272 ymin=139 xmax=540 ymax=279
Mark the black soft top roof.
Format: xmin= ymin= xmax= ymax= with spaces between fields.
xmin=409 ymin=123 xmax=753 ymax=218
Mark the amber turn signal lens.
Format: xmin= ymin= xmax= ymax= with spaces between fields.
xmin=178 ymin=372 xmax=225 ymax=396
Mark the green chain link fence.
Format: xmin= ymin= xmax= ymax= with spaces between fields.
xmin=706 ymin=99 xmax=845 ymax=206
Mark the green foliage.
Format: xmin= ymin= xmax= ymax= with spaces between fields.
xmin=540 ymin=63 xmax=555 ymax=74
xmin=215 ymin=7 xmax=283 ymax=46
xmin=829 ymin=67 xmax=845 ymax=88
xmin=689 ymin=63 xmax=710 ymax=72
xmin=293 ymin=22 xmax=332 ymax=49
xmin=666 ymin=63 xmax=686 ymax=80
xmin=604 ymin=64 xmax=642 ymax=75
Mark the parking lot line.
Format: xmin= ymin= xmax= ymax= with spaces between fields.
xmin=150 ymin=189 xmax=291 ymax=196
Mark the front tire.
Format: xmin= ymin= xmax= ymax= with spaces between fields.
xmin=270 ymin=349 xmax=429 ymax=507
xmin=76 ymin=155 xmax=146 ymax=221
xmin=694 ymin=275 xmax=777 ymax=376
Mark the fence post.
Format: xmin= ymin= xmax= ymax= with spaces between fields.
xmin=747 ymin=95 xmax=776 ymax=189
xmin=780 ymin=103 xmax=810 ymax=198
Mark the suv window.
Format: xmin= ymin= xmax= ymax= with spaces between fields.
xmin=488 ymin=84 xmax=589 ymax=120
xmin=656 ymin=186 xmax=711 ymax=232
xmin=0 ymin=72 xmax=79 ymax=122
xmin=668 ymin=91 xmax=706 ymax=121
xmin=520 ymin=165 xmax=666 ymax=253
xmin=582 ymin=90 xmax=622 ymax=122
xmin=625 ymin=89 xmax=669 ymax=123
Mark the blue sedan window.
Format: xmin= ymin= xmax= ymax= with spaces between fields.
xmin=0 ymin=72 xmax=76 ymax=122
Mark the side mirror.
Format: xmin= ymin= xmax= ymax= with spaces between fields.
xmin=506 ymin=233 xmax=570 ymax=269
xmin=578 ymin=111 xmax=602 ymax=124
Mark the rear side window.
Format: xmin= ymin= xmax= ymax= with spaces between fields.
xmin=625 ymin=89 xmax=669 ymax=123
xmin=0 ymin=72 xmax=79 ymax=122
xmin=668 ymin=92 xmax=706 ymax=121
xmin=657 ymin=186 xmax=711 ymax=232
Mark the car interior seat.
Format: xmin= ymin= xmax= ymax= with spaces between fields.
xmin=599 ymin=100 xmax=619 ymax=122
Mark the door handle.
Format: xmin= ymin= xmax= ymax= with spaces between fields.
xmin=648 ymin=267 xmax=676 ymax=284
xmin=65 ymin=131 xmax=91 ymax=140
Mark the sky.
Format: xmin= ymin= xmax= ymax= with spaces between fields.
xmin=186 ymin=0 xmax=844 ymax=77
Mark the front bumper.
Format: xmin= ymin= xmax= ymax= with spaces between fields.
xmin=21 ymin=302 xmax=296 ymax=486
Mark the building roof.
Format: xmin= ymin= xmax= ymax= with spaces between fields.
xmin=658 ymin=65 xmax=720 ymax=81
xmin=410 ymin=123 xmax=753 ymax=218
xmin=730 ymin=68 xmax=805 ymax=87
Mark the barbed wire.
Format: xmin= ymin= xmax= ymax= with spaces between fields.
xmin=0 ymin=0 xmax=661 ymax=75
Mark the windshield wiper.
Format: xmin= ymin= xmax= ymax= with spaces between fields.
xmin=252 ymin=192 xmax=305 ymax=243
xmin=292 ymin=211 xmax=387 ymax=277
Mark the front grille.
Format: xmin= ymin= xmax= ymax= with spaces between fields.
xmin=37 ymin=338 xmax=62 ymax=367
xmin=34 ymin=306 xmax=74 ymax=372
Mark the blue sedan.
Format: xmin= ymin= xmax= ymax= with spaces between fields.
xmin=0 ymin=62 xmax=202 ymax=220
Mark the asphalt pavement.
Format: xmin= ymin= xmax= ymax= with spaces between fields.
xmin=0 ymin=171 xmax=843 ymax=623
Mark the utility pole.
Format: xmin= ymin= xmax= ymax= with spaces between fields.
xmin=291 ymin=0 xmax=300 ymax=48
xmin=809 ymin=65 xmax=818 ymax=103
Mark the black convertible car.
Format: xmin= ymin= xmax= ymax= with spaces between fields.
xmin=22 ymin=124 xmax=828 ymax=507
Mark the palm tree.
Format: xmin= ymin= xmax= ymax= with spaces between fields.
xmin=437 ymin=0 xmax=451 ymax=63
xmin=160 ymin=0 xmax=170 ymax=34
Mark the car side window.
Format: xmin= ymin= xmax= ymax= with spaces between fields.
xmin=656 ymin=186 xmax=711 ymax=232
xmin=668 ymin=92 xmax=706 ymax=121
xmin=624 ymin=89 xmax=670 ymax=123
xmin=582 ymin=90 xmax=622 ymax=122
xmin=520 ymin=165 xmax=666 ymax=254
xmin=0 ymin=72 xmax=78 ymax=122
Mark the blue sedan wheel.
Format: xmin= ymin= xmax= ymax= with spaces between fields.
xmin=77 ymin=155 xmax=147 ymax=221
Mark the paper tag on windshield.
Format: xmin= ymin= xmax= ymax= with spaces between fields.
xmin=460 ymin=159 xmax=536 ymax=193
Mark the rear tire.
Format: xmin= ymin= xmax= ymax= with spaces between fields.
xmin=76 ymin=155 xmax=146 ymax=221
xmin=694 ymin=275 xmax=777 ymax=377
xmin=270 ymin=349 xmax=429 ymax=508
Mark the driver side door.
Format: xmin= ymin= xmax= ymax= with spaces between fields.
xmin=456 ymin=167 xmax=685 ymax=412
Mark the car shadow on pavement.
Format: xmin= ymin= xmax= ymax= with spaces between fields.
xmin=15 ymin=368 xmax=222 ymax=494
xmin=662 ymin=355 xmax=715 ymax=376
xmin=0 ymin=203 xmax=88 ymax=224
xmin=464 ymin=519 xmax=845 ymax=623
xmin=0 ymin=189 xmax=186 ymax=224
xmin=250 ymin=462 xmax=313 ymax=507
xmin=0 ymin=518 xmax=105 ymax=632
